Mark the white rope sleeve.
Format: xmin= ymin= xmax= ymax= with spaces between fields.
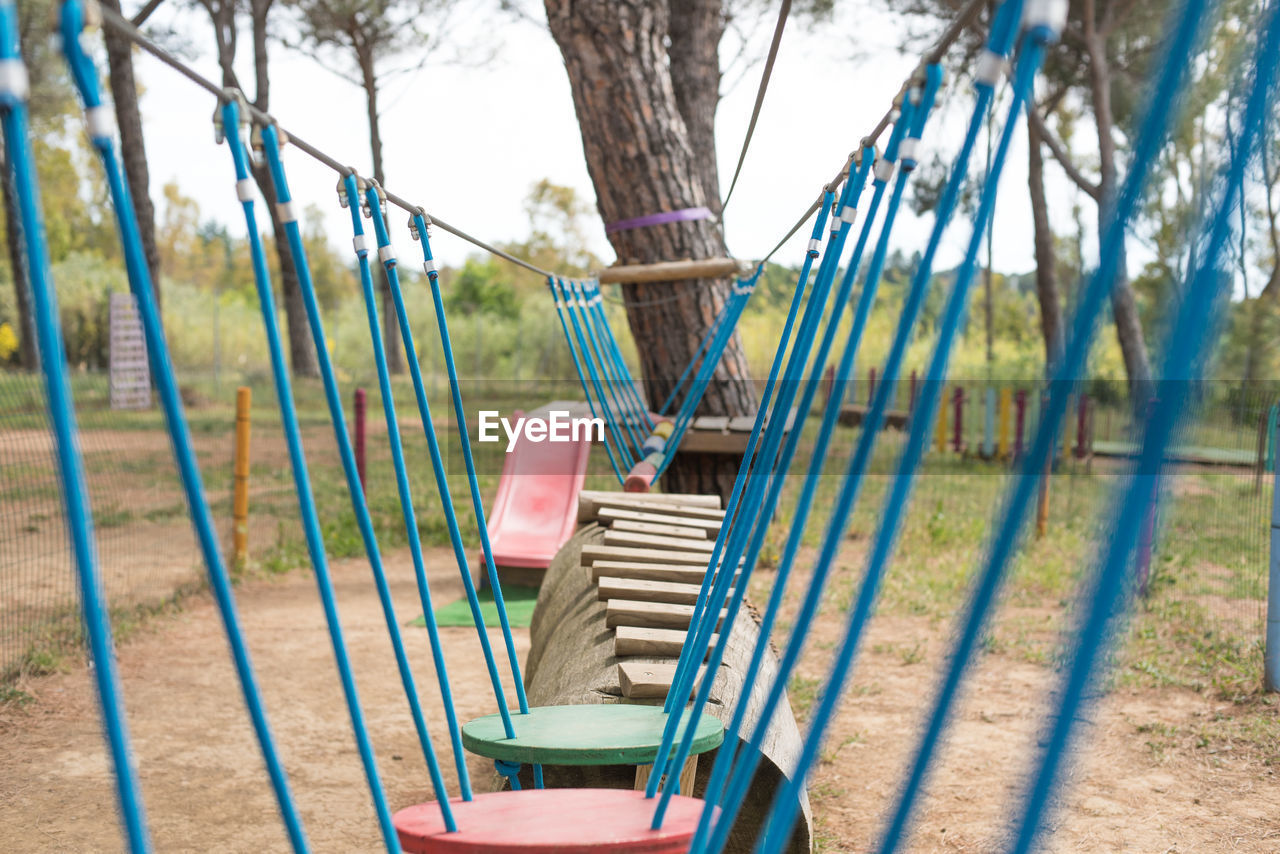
xmin=277 ymin=200 xmax=297 ymax=223
xmin=975 ymin=50 xmax=1005 ymax=86
xmin=86 ymin=105 xmax=115 ymax=140
xmin=873 ymin=158 xmax=895 ymax=183
xmin=235 ymin=179 xmax=255 ymax=202
xmin=423 ymin=258 xmax=437 ymax=275
xmin=899 ymin=138 xmax=921 ymax=164
xmin=0 ymin=60 xmax=29 ymax=101
xmin=840 ymin=207 xmax=859 ymax=226
xmin=352 ymin=234 xmax=368 ymax=254
xmin=807 ymin=238 xmax=822 ymax=253
xmin=1025 ymin=0 xmax=1068 ymax=31
xmin=377 ymin=245 xmax=396 ymax=264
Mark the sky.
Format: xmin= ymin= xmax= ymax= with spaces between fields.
xmin=125 ymin=1 xmax=1082 ymax=279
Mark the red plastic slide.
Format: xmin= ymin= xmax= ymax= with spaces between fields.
xmin=483 ymin=404 xmax=593 ymax=569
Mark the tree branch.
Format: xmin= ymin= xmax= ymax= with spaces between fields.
xmin=1027 ymin=107 xmax=1102 ymax=200
xmin=130 ymin=0 xmax=165 ymax=27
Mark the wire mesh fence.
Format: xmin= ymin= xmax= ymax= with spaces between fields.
xmin=2 ymin=364 xmax=1275 ymax=694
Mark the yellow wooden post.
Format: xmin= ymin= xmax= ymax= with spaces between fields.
xmin=232 ymin=386 xmax=251 ymax=565
xmin=998 ymin=386 xmax=1011 ymax=458
xmin=935 ymin=387 xmax=948 ymax=453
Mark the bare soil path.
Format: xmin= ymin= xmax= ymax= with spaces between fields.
xmin=1 ymin=549 xmax=1277 ymax=852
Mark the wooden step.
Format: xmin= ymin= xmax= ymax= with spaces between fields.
xmin=597 ymin=506 xmax=723 ymax=534
xmin=597 ymin=576 xmax=707 ymax=605
xmin=578 ymin=491 xmax=723 ymax=522
xmin=605 ymin=599 xmax=725 ymax=630
xmin=614 ymin=626 xmax=717 ymax=658
xmin=609 ymin=518 xmax=708 ymax=540
xmin=602 ymin=530 xmax=716 ymax=554
xmin=588 ymin=560 xmax=715 ymax=585
xmin=692 ymin=415 xmax=730 ymax=432
xmin=618 ymin=661 xmax=709 ymax=699
xmin=580 ymin=545 xmax=710 ymax=567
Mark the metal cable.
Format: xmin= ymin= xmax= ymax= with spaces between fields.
xmin=96 ymin=5 xmax=557 ymax=280
xmin=720 ymin=0 xmax=792 ymax=214
xmin=101 ymin=0 xmax=985 ymax=279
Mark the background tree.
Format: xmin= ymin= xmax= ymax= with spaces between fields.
xmin=543 ymin=0 xmax=765 ymax=498
xmin=101 ymin=0 xmax=165 ymax=308
xmin=192 ymin=0 xmax=321 ymax=377
xmin=283 ymin=0 xmax=464 ymax=374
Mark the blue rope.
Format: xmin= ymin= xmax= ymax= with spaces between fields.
xmin=696 ymin=63 xmax=948 ymax=853
xmin=875 ymin=1 xmax=1217 ymax=849
xmin=1009 ymin=7 xmax=1278 ymax=849
xmin=656 ymin=106 xmax=915 ymax=797
xmin=555 ymin=276 xmax=637 ymax=466
xmin=755 ymin=26 xmax=1055 ymax=853
xmin=656 ymin=294 xmax=736 ymax=416
xmin=546 ymin=276 xmax=626 ymax=482
xmin=367 ymin=193 xmax=519 ymax=750
xmin=407 ymin=212 xmax=542 ymax=788
xmin=257 ymin=126 xmax=402 ymax=853
xmin=583 ymin=281 xmax=656 ymax=433
xmin=337 ymin=175 xmax=460 ymax=825
xmin=669 ymin=79 xmax=940 ymax=837
xmin=28 ymin=6 xmax=152 ymax=850
xmin=656 ymin=275 xmax=760 ymax=475
xmin=707 ymin=10 xmax=1016 ymax=838
xmin=571 ymin=279 xmax=648 ymax=453
xmin=658 ymin=191 xmax=836 ymax=723
xmin=650 ymin=170 xmax=864 ymax=814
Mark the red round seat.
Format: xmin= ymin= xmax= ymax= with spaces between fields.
xmin=394 ymin=788 xmax=706 ymax=853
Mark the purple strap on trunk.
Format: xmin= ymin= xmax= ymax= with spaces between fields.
xmin=605 ymin=206 xmax=712 ymax=234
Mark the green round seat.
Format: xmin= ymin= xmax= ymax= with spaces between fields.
xmin=461 ymin=703 xmax=724 ymax=766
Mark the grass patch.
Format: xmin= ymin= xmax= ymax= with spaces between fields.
xmin=415 ymin=584 xmax=540 ymax=629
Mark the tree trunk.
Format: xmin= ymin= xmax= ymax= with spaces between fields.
xmin=668 ymin=0 xmax=724 ymax=216
xmin=1083 ymin=7 xmax=1152 ymax=407
xmin=2 ymin=160 xmax=37 ymax=370
xmin=358 ymin=46 xmax=404 ymax=374
xmin=251 ymin=0 xmax=319 ymax=378
xmin=544 ymin=0 xmax=755 ymax=500
xmin=100 ymin=0 xmax=161 ymax=310
xmin=1027 ymin=114 xmax=1063 ymax=370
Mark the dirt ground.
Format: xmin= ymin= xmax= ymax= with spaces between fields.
xmin=1 ymin=547 xmax=1277 ymax=853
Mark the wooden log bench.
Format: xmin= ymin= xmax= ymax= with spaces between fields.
xmin=519 ymin=491 xmax=812 ymax=853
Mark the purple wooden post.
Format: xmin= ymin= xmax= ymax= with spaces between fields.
xmin=1014 ymin=389 xmax=1027 ymax=460
xmin=953 ymin=386 xmax=964 ymax=453
xmin=354 ymin=387 xmax=367 ymax=496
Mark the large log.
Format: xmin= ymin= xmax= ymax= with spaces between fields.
xmin=521 ymin=523 xmax=811 ymax=853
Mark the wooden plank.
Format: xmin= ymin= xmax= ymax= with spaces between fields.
xmin=605 ymin=599 xmax=725 ymax=630
xmin=634 ymin=754 xmax=698 ymax=795
xmin=578 ymin=490 xmax=722 ymax=522
xmin=580 ymin=489 xmax=721 ymax=508
xmin=678 ymin=430 xmax=759 ymax=455
xmin=602 ymin=529 xmax=716 ymax=554
xmin=727 ymin=415 xmax=758 ymax=433
xmin=618 ymin=661 xmax=709 ymax=699
xmin=596 ymin=257 xmax=744 ymax=284
xmin=609 ymin=518 xmax=707 ymax=539
xmin=580 ymin=544 xmax=710 ymax=567
xmin=614 ymin=626 xmax=718 ymax=658
xmin=589 ymin=560 xmax=715 ymax=585
xmin=692 ymin=415 xmax=730 ymax=432
xmin=598 ymin=506 xmax=722 ymax=534
xmin=597 ymin=576 xmax=707 ymax=605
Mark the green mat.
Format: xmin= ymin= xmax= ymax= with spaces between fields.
xmin=411 ymin=584 xmax=540 ymax=629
